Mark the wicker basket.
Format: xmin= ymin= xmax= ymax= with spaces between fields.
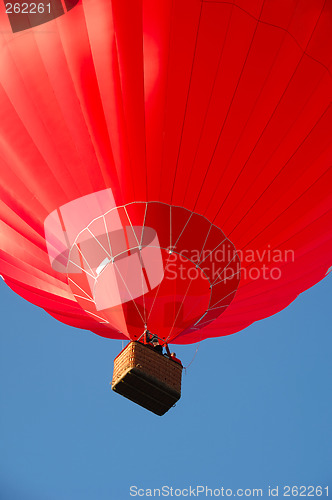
xmin=111 ymin=341 xmax=183 ymax=416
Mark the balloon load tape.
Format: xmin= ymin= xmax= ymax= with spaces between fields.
xmin=111 ymin=341 xmax=183 ymax=416
xmin=3 ymin=0 xmax=79 ymax=33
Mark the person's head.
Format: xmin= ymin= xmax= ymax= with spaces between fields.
xmin=171 ymin=352 xmax=176 ymax=357
xmin=151 ymin=335 xmax=159 ymax=345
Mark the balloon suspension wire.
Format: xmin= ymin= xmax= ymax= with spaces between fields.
xmin=183 ymin=342 xmax=200 ymax=375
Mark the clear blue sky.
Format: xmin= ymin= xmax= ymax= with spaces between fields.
xmin=1 ymin=275 xmax=331 ymax=499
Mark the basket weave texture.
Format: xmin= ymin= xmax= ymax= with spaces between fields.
xmin=111 ymin=341 xmax=183 ymax=416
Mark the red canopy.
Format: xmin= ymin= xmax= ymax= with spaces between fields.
xmin=0 ymin=0 xmax=331 ymax=343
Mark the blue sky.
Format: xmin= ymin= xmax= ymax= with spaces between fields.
xmin=0 ymin=275 xmax=331 ymax=499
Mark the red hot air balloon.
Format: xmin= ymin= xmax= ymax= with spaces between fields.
xmin=0 ymin=0 xmax=331 ymax=412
